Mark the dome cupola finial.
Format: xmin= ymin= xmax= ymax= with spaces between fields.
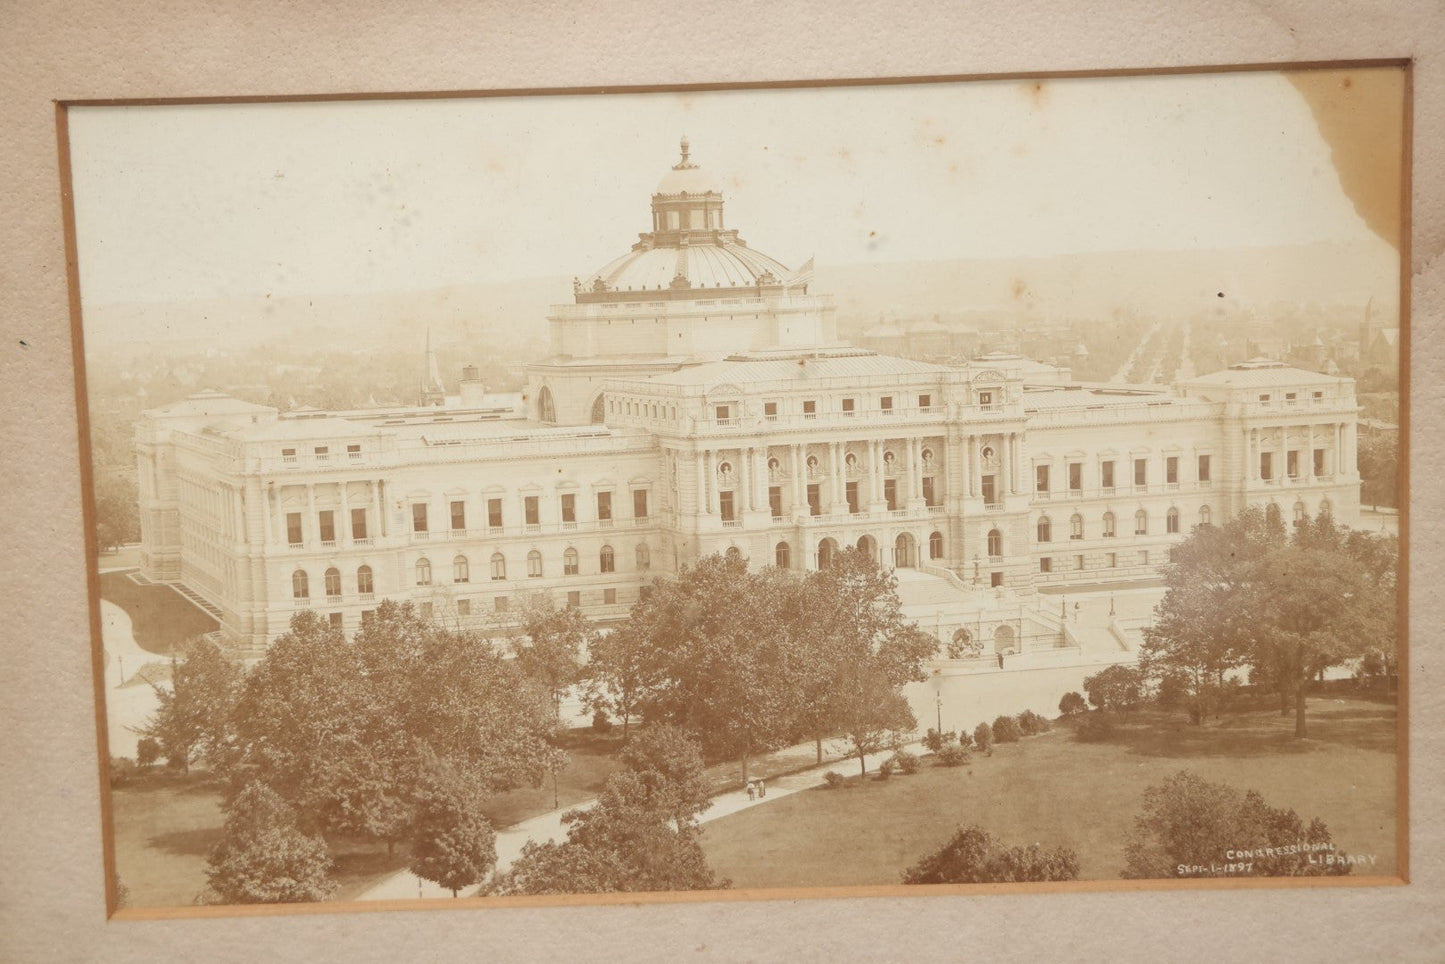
xmin=675 ymin=135 xmax=695 ymax=170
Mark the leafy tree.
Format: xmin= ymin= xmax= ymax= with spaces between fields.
xmin=618 ymin=724 xmax=711 ymax=825
xmin=139 ymin=637 xmax=242 ymax=775
xmin=409 ymin=758 xmax=498 ymax=897
xmin=991 ymin=715 xmax=1021 ymax=743
xmin=204 ymin=782 xmax=335 ymax=904
xmin=1058 ymin=691 xmax=1087 ymax=716
xmin=1123 ymin=771 xmax=1349 ymax=879
xmin=516 ymin=603 xmax=595 ymax=723
xmin=1082 ymin=664 xmax=1145 ymax=715
xmin=136 ymin=737 xmax=161 ymax=768
xmin=583 ymin=623 xmax=651 ymax=739
xmin=902 ymin=825 xmax=1080 ymax=884
xmin=1356 ymin=431 xmax=1398 ymax=509
xmin=973 ymin=722 xmax=993 ymax=756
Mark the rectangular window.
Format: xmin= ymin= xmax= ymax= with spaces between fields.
xmin=841 ymin=397 xmax=855 ymax=415
xmin=525 ymin=496 xmax=540 ymax=526
xmin=918 ymin=393 xmax=931 ymax=409
xmin=922 ymin=476 xmax=936 ymax=507
xmin=1075 ymin=554 xmax=1085 ymax=571
xmin=1258 ymin=394 xmax=1271 ymax=405
xmin=990 ymin=571 xmax=1003 ymax=588
xmin=1107 ymin=552 xmax=1117 ymax=569
xmin=494 ymin=596 xmax=509 ymax=612
xmin=1166 ymin=457 xmax=1179 ymax=484
xmin=488 ymin=498 xmax=503 ymax=529
xmin=1068 ymin=463 xmax=1082 ymax=492
xmin=318 ymin=510 xmax=335 ymax=544
xmin=566 ymin=591 xmax=581 ymax=609
xmin=1285 ymin=392 xmax=1297 ymax=404
xmin=1313 ymin=448 xmax=1326 ymax=476
xmin=561 ymin=493 xmax=576 ymax=523
xmin=281 ymin=447 xmax=296 ymax=460
xmin=347 ymin=443 xmax=361 ymax=458
xmin=1134 ymin=459 xmax=1147 ymax=487
xmin=881 ymin=479 xmax=895 ymax=511
xmin=715 ymin=404 xmax=731 ymax=423
xmin=1261 ymin=452 xmax=1274 ymax=481
xmin=807 ymin=483 xmax=821 ymax=516
xmin=978 ymin=391 xmax=993 ymax=408
xmin=764 ymin=401 xmax=777 ymax=419
xmin=1287 ymin=450 xmax=1300 ymax=479
xmin=1101 ymin=461 xmax=1115 ymax=490
xmin=328 ymin=612 xmax=343 ymax=628
xmin=412 ymin=503 xmax=429 ymax=533
xmin=603 ymin=588 xmax=617 ymax=605
xmin=851 ymin=480 xmax=864 ymax=513
xmin=880 ymin=396 xmax=894 ymax=412
xmin=633 ymin=489 xmax=649 ymax=520
xmin=803 ymin=400 xmax=817 ymax=418
xmin=450 ymin=501 xmax=465 ymax=531
xmin=315 ymin=446 xmax=329 ymax=461
xmin=981 ymin=475 xmax=996 ymax=505
xmin=1040 ymin=557 xmax=1052 ymax=573
xmin=769 ymin=486 xmax=783 ymax=519
xmin=719 ymin=490 xmax=735 ymax=522
xmin=1141 ymin=550 xmax=1150 ymax=566
xmin=596 ymin=491 xmax=613 ymax=522
xmin=1036 ymin=464 xmax=1050 ymax=494
xmin=1103 ymin=514 xmax=1116 ymax=538
xmin=350 ymin=508 xmax=367 ymax=541
xmin=286 ymin=512 xmax=303 ymax=546
xmin=456 ymin=599 xmax=471 ymax=616
xmin=1198 ymin=454 xmax=1211 ymax=482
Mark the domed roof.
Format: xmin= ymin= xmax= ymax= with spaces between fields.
xmin=585 ymin=239 xmax=791 ymax=292
xmin=654 ymin=136 xmax=720 ymax=195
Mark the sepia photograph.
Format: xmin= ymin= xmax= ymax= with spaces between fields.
xmin=63 ymin=65 xmax=1406 ymax=915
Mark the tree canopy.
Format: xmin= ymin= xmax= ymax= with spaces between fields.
xmin=139 ymin=636 xmax=241 ymax=774
xmin=902 ymin=825 xmax=1080 ymax=884
xmin=204 ymin=781 xmax=335 ymax=904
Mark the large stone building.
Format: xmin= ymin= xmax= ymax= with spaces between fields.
xmin=135 ymin=140 xmax=1361 ymax=654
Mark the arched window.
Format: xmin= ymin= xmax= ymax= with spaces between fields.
xmin=1166 ymin=507 xmax=1180 ymax=534
xmin=357 ymin=565 xmax=373 ymax=595
xmin=1103 ymin=511 xmax=1116 ymax=538
xmin=725 ymin=546 xmax=743 ymax=562
xmin=537 ymin=386 xmax=556 ymax=424
xmin=600 ymin=545 xmax=615 ymax=573
xmin=818 ymin=537 xmax=838 ymax=569
xmin=454 ymin=554 xmax=470 ymax=583
xmin=1199 ymin=504 xmax=1212 ymax=526
xmin=1265 ymin=503 xmax=1282 ymax=528
xmin=490 ymin=552 xmax=506 ymax=581
xmin=563 ymin=547 xmax=579 ymax=575
xmin=1134 ymin=509 xmax=1148 ymax=536
xmin=416 ymin=558 xmax=432 ymax=586
xmin=1320 ymin=497 xmax=1333 ymax=518
xmin=590 ymin=394 xmax=606 ymax=425
xmin=987 ymin=528 xmax=1002 ymax=557
xmin=1070 ymin=513 xmax=1084 ymax=540
xmin=1037 ymin=515 xmax=1052 ymax=542
xmin=292 ymin=569 xmax=309 ymax=599
xmin=635 ymin=544 xmax=650 ymax=570
xmin=1293 ymin=501 xmax=1307 ymax=525
xmin=775 ymin=541 xmax=791 ymax=568
xmin=324 ymin=567 xmax=341 ymax=598
xmin=929 ymin=530 xmax=944 ymax=560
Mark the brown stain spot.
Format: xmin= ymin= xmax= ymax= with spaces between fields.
xmin=1025 ymin=80 xmax=1048 ymax=108
xmin=837 ymin=148 xmax=851 ymax=161
xmin=933 ymin=135 xmax=946 ymax=146
xmin=868 ymin=231 xmax=877 ymax=238
xmin=1011 ymin=279 xmax=1028 ymax=299
xmin=1341 ymin=75 xmax=1353 ymax=90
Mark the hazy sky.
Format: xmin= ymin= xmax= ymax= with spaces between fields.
xmin=68 ymin=70 xmax=1399 ymax=314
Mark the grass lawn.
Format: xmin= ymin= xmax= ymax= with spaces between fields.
xmin=700 ymin=696 xmax=1398 ymax=888
xmin=111 ymin=728 xmax=629 ymax=908
xmin=99 ymin=570 xmax=217 ymax=657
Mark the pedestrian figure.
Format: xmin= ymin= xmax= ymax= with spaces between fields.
xmin=758 ymin=778 xmax=766 ymax=798
xmin=997 ymin=652 xmax=1004 ymax=669
xmin=746 ymin=782 xmax=756 ymax=801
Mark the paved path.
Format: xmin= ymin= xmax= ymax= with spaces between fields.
xmin=99 ymin=597 xmax=166 ymax=759
xmin=354 ymin=741 xmax=915 ymax=901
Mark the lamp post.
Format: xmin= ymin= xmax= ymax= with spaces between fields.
xmin=933 ymin=668 xmax=944 ymax=734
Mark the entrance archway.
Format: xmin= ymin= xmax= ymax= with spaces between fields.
xmin=817 ymin=537 xmax=839 ymax=570
xmin=993 ymin=624 xmax=1016 ymax=654
xmin=857 ymin=534 xmax=878 ymax=566
xmin=894 ymin=532 xmax=917 ymax=568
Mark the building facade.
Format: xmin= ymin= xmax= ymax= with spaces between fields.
xmin=135 ymin=141 xmax=1361 ymax=653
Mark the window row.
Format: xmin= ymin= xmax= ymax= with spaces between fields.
xmin=708 ymin=392 xmax=939 ymax=424
xmin=1038 ymin=549 xmax=1161 ymax=573
xmin=1259 ymin=448 xmax=1330 ymax=481
xmin=292 ymin=565 xmax=372 ymax=600
xmin=413 ymin=545 xmax=649 ymax=585
xmin=416 ymin=587 xmax=624 ymax=617
xmin=1034 ymin=506 xmax=1210 ymax=543
xmin=412 ymin=490 xmax=650 ymax=533
xmin=287 ymin=508 xmax=370 ymax=546
xmin=1036 ymin=454 xmax=1212 ymax=494
xmin=280 ymin=443 xmax=363 ymax=462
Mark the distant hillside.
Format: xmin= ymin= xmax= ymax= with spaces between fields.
xmin=84 ymin=239 xmax=1397 ymax=358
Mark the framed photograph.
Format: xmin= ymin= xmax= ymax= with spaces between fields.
xmin=61 ymin=63 xmax=1408 ymax=921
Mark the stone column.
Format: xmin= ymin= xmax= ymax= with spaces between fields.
xmin=370 ymin=481 xmax=382 ymax=542
xmin=739 ymin=447 xmax=751 ymax=511
xmin=827 ymin=442 xmax=840 ymax=512
xmin=1009 ymin=433 xmax=1020 ymax=496
xmin=968 ymin=435 xmax=978 ymax=497
xmin=1306 ymin=424 xmax=1315 ymax=478
xmin=1346 ymin=421 xmax=1357 ymax=476
xmin=340 ymin=481 xmax=351 ymax=546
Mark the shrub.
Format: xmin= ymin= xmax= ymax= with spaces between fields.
xmin=973 ymin=722 xmax=993 ymax=755
xmin=935 ymin=743 xmax=970 ymax=767
xmin=1083 ymin=664 xmax=1146 ymax=714
xmin=1075 ymin=712 xmax=1116 ymax=743
xmin=924 ymin=728 xmax=956 ymax=753
xmin=877 ymin=759 xmax=896 ymax=780
xmin=956 ymin=731 xmax=973 ymax=751
xmin=892 ymin=748 xmax=921 ymax=775
xmin=109 ymin=756 xmax=136 ymax=788
xmin=1058 ymin=691 xmax=1087 ymax=716
xmin=1016 ymin=710 xmax=1050 ymax=736
xmin=823 ymin=770 xmax=846 ymax=790
xmin=902 ymin=825 xmax=1080 ymax=884
xmin=991 ymin=715 xmax=1022 ymax=743
xmin=591 ymin=709 xmax=614 ymax=734
xmin=136 ymin=737 xmax=162 ymax=768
